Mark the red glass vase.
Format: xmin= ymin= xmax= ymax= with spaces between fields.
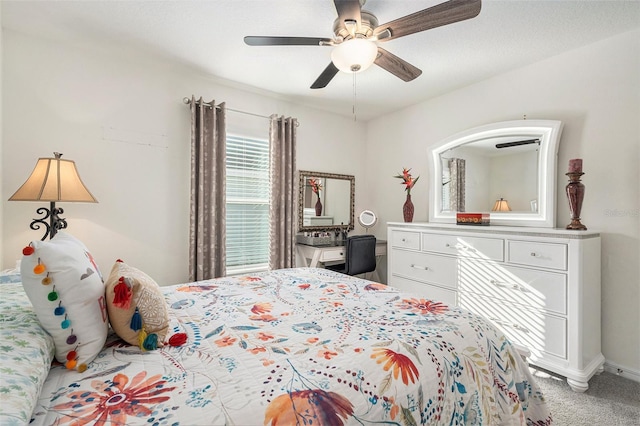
xmin=566 ymin=172 xmax=587 ymax=230
xmin=315 ymin=196 xmax=323 ymax=216
xmin=403 ymin=194 xmax=414 ymax=223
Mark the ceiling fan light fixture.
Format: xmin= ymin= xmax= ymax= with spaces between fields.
xmin=331 ymin=38 xmax=377 ymax=73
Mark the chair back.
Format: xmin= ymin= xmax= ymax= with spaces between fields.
xmin=345 ymin=235 xmax=377 ymax=276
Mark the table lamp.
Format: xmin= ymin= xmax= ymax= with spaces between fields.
xmin=9 ymin=152 xmax=97 ymax=240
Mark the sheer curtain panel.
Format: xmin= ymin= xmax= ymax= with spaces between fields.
xmin=269 ymin=115 xmax=298 ymax=269
xmin=189 ymin=96 xmax=227 ymax=280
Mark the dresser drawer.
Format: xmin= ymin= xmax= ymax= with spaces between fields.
xmin=391 ymin=276 xmax=457 ymax=306
xmin=422 ymin=233 xmax=504 ymax=261
xmin=508 ymin=241 xmax=567 ymax=270
xmin=459 ymin=293 xmax=567 ymax=359
xmin=319 ymin=247 xmax=345 ymax=262
xmin=391 ymin=230 xmax=420 ymax=250
xmin=459 ymin=261 xmax=567 ymax=315
xmin=390 ymin=249 xmax=457 ymax=289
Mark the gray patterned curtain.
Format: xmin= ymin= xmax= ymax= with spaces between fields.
xmin=189 ymin=96 xmax=226 ymax=280
xmin=269 ymin=115 xmax=297 ymax=269
xmin=449 ymin=158 xmax=466 ymax=212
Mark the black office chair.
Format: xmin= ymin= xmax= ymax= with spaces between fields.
xmin=327 ymin=235 xmax=377 ymax=276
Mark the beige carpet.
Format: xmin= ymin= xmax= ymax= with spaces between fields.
xmin=530 ymin=367 xmax=640 ymax=425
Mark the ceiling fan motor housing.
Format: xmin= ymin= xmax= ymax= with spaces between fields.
xmin=333 ymin=10 xmax=378 ymax=40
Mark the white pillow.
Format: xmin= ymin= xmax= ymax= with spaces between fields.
xmin=20 ymin=231 xmax=108 ymax=372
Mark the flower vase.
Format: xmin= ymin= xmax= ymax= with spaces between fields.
xmin=315 ymin=196 xmax=323 ymax=216
xmin=403 ymin=194 xmax=414 ymax=223
xmin=566 ymin=172 xmax=587 ymax=230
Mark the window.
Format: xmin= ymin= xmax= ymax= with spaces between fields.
xmin=225 ymin=134 xmax=270 ymax=275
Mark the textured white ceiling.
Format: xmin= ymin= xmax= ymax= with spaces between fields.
xmin=2 ymin=0 xmax=639 ymax=121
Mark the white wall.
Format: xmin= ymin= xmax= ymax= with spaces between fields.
xmin=0 ymin=5 xmax=4 ymax=267
xmin=489 ymin=150 xmax=538 ymax=211
xmin=1 ymin=29 xmax=366 ymax=284
xmin=366 ymin=30 xmax=640 ymax=377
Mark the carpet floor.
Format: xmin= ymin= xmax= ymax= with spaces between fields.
xmin=530 ymin=367 xmax=640 ymax=425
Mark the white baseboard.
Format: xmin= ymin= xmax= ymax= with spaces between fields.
xmin=604 ymin=360 xmax=640 ymax=383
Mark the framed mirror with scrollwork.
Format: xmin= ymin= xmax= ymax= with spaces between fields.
xmin=428 ymin=120 xmax=563 ymax=228
xmin=298 ymin=170 xmax=355 ymax=232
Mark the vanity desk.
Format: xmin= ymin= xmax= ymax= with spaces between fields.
xmin=296 ymin=170 xmax=389 ymax=280
xmin=387 ymin=222 xmax=603 ymax=392
xmin=296 ymin=240 xmax=387 ymax=281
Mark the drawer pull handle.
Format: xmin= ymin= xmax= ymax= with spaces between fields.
xmin=410 ymin=264 xmax=429 ymax=271
xmin=490 ymin=280 xmax=527 ymax=292
xmin=402 ymin=238 xmax=406 ymax=242
xmin=530 ymin=252 xmax=538 ymax=257
xmin=512 ymin=324 xmax=530 ymax=333
xmin=489 ymin=318 xmax=530 ymax=334
xmin=445 ymin=243 xmax=476 ymax=253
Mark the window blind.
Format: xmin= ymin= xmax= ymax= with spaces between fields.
xmin=226 ymin=134 xmax=270 ymax=275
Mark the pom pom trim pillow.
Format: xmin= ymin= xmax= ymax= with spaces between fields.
xmin=20 ymin=231 xmax=108 ymax=372
xmin=105 ymin=260 xmax=169 ymax=350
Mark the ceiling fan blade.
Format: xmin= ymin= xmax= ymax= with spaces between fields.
xmin=373 ymin=0 xmax=481 ymax=41
xmin=333 ymin=0 xmax=362 ymax=29
xmin=311 ymin=63 xmax=340 ymax=89
xmin=374 ymin=47 xmax=422 ymax=82
xmin=244 ymin=36 xmax=333 ymax=46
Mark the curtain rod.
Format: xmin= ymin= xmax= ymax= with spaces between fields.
xmin=183 ymin=97 xmax=270 ymax=121
xmin=183 ymin=97 xmax=299 ymax=127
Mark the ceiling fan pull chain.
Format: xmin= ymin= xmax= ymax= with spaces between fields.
xmin=352 ymin=72 xmax=357 ymax=122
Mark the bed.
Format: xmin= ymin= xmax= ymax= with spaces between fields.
xmin=1 ymin=267 xmax=551 ymax=425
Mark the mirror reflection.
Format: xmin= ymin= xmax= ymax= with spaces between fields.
xmin=441 ymin=137 xmax=539 ymax=212
xmin=298 ymin=170 xmax=355 ymax=232
xmin=428 ymin=120 xmax=563 ymax=228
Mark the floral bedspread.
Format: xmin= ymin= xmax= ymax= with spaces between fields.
xmin=0 ymin=283 xmax=55 ymax=426
xmin=31 ymin=268 xmax=551 ymax=425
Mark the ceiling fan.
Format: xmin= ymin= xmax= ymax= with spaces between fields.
xmin=244 ymin=0 xmax=482 ymax=89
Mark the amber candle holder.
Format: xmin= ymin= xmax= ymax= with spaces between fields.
xmin=566 ymin=172 xmax=587 ymax=230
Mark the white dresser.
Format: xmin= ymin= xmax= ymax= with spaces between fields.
xmin=387 ymin=222 xmax=604 ymax=392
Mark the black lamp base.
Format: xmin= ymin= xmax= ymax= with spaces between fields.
xmin=30 ymin=201 xmax=68 ymax=240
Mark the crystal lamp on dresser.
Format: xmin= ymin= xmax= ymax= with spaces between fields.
xmin=387 ymin=222 xmax=603 ymax=392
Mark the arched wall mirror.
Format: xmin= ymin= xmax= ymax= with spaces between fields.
xmin=298 ymin=170 xmax=355 ymax=232
xmin=428 ymin=120 xmax=563 ymax=228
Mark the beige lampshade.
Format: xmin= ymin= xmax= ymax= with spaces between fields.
xmin=491 ymin=198 xmax=511 ymax=212
xmin=9 ymin=153 xmax=97 ymax=203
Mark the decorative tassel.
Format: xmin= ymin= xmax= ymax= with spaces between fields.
xmin=143 ymin=333 xmax=159 ymax=351
xmin=138 ymin=328 xmax=148 ymax=350
xmin=113 ymin=277 xmax=132 ymax=309
xmin=130 ymin=307 xmax=142 ymax=331
xmin=168 ymin=333 xmax=188 ymax=347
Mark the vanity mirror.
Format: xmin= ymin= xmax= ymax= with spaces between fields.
xmin=358 ymin=210 xmax=378 ymax=232
xmin=298 ymin=170 xmax=355 ymax=232
xmin=428 ymin=120 xmax=563 ymax=228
